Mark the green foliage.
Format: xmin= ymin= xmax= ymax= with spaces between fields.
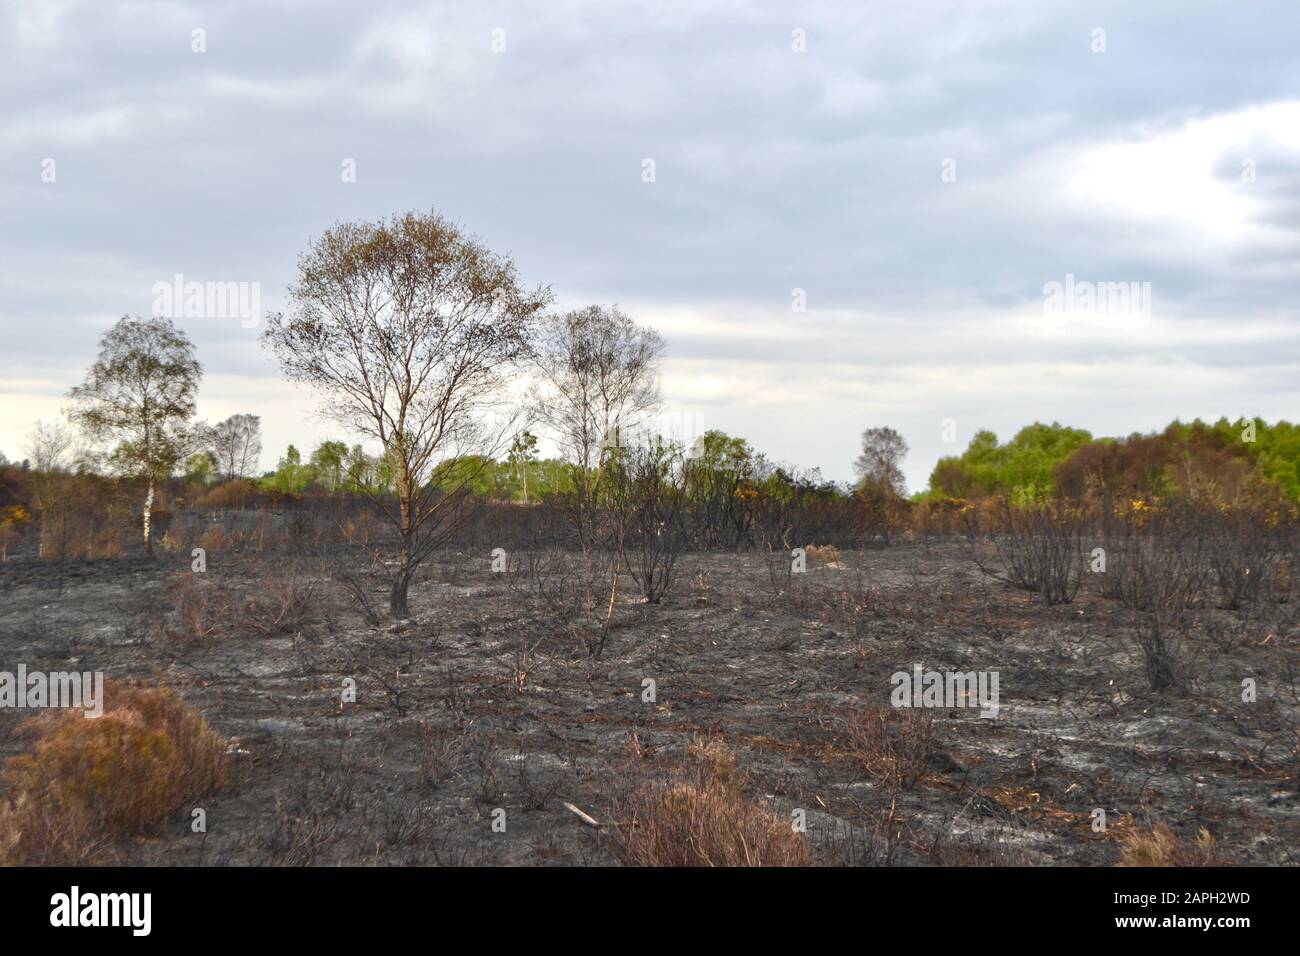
xmin=426 ymin=450 xmax=577 ymax=502
xmin=928 ymin=423 xmax=1092 ymax=501
xmin=67 ymin=315 xmax=202 ymax=483
xmin=260 ymin=444 xmax=315 ymax=496
xmin=494 ymin=456 xmax=575 ymax=502
xmin=1251 ymin=418 xmax=1300 ymax=499
xmin=679 ymin=431 xmax=755 ymax=504
xmin=309 ymin=440 xmax=349 ymax=491
xmin=430 ymin=455 xmax=498 ymax=497
xmin=183 ymin=451 xmax=218 ymax=486
xmin=499 ymin=431 xmax=539 ymax=502
xmin=1162 ymin=417 xmax=1300 ymax=500
xmin=928 ymin=417 xmax=1300 ymax=503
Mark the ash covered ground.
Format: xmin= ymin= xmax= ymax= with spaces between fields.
xmin=1 ymin=542 xmax=1296 ymax=866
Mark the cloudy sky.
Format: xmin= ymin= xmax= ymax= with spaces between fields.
xmin=3 ymin=0 xmax=1298 ymax=491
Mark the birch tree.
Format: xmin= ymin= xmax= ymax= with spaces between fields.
xmin=211 ymin=413 xmax=262 ymax=481
xmin=68 ymin=315 xmax=202 ymax=550
xmin=530 ymin=305 xmax=663 ymax=546
xmin=262 ymin=210 xmax=549 ymax=619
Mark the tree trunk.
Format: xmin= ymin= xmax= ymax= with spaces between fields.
xmin=390 ymin=477 xmax=414 ymax=620
xmin=142 ymin=479 xmax=155 ymax=552
xmin=390 ymin=570 xmax=411 ymax=620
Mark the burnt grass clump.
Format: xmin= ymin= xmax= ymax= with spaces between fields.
xmin=0 ymin=526 xmax=1297 ymax=866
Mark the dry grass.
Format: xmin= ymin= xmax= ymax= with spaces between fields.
xmin=804 ymin=543 xmax=840 ymax=563
xmin=1116 ymin=821 xmax=1227 ymax=867
xmin=164 ymin=573 xmax=229 ymax=643
xmin=162 ymin=563 xmax=316 ymax=642
xmin=239 ymin=568 xmax=316 ymax=636
xmin=843 ymin=704 xmax=940 ymax=793
xmin=612 ymin=737 xmax=812 ymax=867
xmin=0 ymin=681 xmax=227 ymax=865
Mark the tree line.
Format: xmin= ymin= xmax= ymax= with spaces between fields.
xmin=5 ymin=207 xmax=1298 ymax=618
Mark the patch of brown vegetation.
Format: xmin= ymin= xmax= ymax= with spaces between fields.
xmin=1116 ymin=821 xmax=1228 ymax=866
xmin=842 ymin=704 xmax=940 ymax=792
xmin=612 ymin=737 xmax=812 ymax=867
xmin=804 ymin=544 xmax=839 ymax=563
xmin=0 ymin=681 xmax=227 ymax=864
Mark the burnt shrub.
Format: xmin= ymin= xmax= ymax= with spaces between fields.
xmin=1100 ymin=500 xmax=1213 ymax=691
xmin=528 ymin=547 xmax=620 ymax=657
xmin=239 ymin=560 xmax=319 ymax=636
xmin=162 ymin=573 xmax=231 ymax=643
xmin=1204 ymin=504 xmax=1288 ymax=611
xmin=608 ymin=443 xmax=689 ymax=604
xmin=977 ymin=498 xmax=1085 ymax=606
xmin=843 ymin=704 xmax=941 ymax=793
xmin=1099 ymin=498 xmax=1211 ymax=612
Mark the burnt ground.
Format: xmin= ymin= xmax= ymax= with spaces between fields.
xmin=1 ymin=542 xmax=1297 ymax=866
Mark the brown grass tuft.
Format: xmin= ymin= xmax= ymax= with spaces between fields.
xmin=612 ymin=737 xmax=812 ymax=867
xmin=804 ymin=543 xmax=839 ymax=563
xmin=0 ymin=681 xmax=227 ymax=865
xmin=1116 ymin=821 xmax=1227 ymax=867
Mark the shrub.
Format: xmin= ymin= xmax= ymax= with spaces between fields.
xmin=240 ymin=564 xmax=317 ymax=636
xmin=843 ymin=704 xmax=939 ymax=793
xmin=0 ymin=504 xmax=30 ymax=561
xmin=978 ymin=498 xmax=1084 ymax=605
xmin=0 ymin=682 xmax=227 ymax=864
xmin=608 ymin=443 xmax=689 ymax=604
xmin=191 ymin=520 xmax=225 ymax=554
xmin=1102 ymin=500 xmax=1213 ymax=690
xmin=613 ymin=738 xmax=812 ymax=866
xmin=196 ymin=479 xmax=256 ymax=511
xmin=530 ymin=548 xmax=620 ymax=656
xmin=1130 ymin=611 xmax=1198 ymax=692
xmin=163 ymin=574 xmax=230 ymax=643
xmin=1205 ymin=505 xmax=1283 ymax=611
xmin=1104 ymin=524 xmax=1202 ymax=611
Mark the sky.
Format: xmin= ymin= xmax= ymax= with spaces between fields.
xmin=2 ymin=0 xmax=1299 ymax=493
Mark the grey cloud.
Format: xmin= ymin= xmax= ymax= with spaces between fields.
xmin=2 ymin=0 xmax=1299 ymax=485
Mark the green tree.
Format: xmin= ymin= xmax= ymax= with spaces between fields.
xmin=67 ymin=315 xmax=202 ymax=549
xmin=927 ymin=423 xmax=1091 ymax=500
xmin=504 ymin=431 xmax=539 ymax=502
xmin=310 ymin=440 xmax=349 ymax=492
xmin=432 ymin=455 xmax=498 ymax=497
xmin=184 ymin=450 xmax=218 ymax=485
xmin=261 ymin=444 xmax=315 ymax=496
xmin=853 ymin=426 xmax=908 ymax=497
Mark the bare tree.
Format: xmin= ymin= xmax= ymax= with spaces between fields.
xmin=24 ymin=420 xmax=75 ymax=473
xmin=530 ymin=305 xmax=664 ymax=546
xmin=67 ymin=315 xmax=202 ymax=550
xmin=211 ymin=413 xmax=262 ymax=481
xmin=853 ymin=426 xmax=909 ymax=497
xmin=262 ymin=210 xmax=550 ymax=619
